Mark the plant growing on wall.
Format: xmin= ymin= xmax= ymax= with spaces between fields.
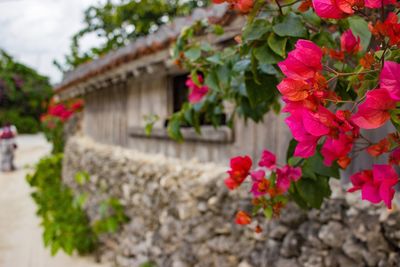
xmin=169 ymin=0 xmax=400 ymax=229
xmin=26 ymin=154 xmax=98 ymax=255
xmin=27 ymin=158 xmax=130 ymax=256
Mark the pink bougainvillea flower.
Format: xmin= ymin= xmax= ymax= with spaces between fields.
xmin=258 ymin=150 xmax=277 ymax=169
xmin=224 ymin=156 xmax=252 ymax=190
xmin=276 ymin=165 xmax=302 ymax=193
xmin=335 ymin=109 xmax=359 ymax=135
xmin=235 ymin=211 xmax=252 ymax=225
xmin=348 ymin=165 xmax=398 ymax=209
xmin=371 ymin=165 xmax=398 ymax=208
xmin=351 ymin=88 xmax=397 ymax=129
xmin=70 ymin=99 xmax=84 ymax=112
xmin=278 ymin=40 xmax=323 ymax=80
xmin=389 ymin=148 xmax=400 ymax=165
xmin=48 ymin=104 xmax=73 ymax=122
xmin=370 ymin=13 xmax=400 ymax=46
xmin=302 ymin=106 xmax=334 ymax=137
xmin=250 ymin=170 xmax=270 ymax=197
xmin=338 ymin=0 xmax=365 ymax=14
xmin=235 ymin=0 xmax=253 ymax=13
xmin=277 ymin=78 xmax=311 ymax=101
xmin=321 ymin=134 xmax=353 ymax=168
xmin=186 ymin=75 xmax=209 ymax=104
xmin=380 ymin=61 xmax=400 ymax=101
xmin=348 ymin=170 xmax=373 ymax=192
xmin=285 ymin=112 xmax=320 ymax=158
xmin=312 ymin=0 xmax=345 ymax=19
xmin=341 ymin=29 xmax=361 ymax=54
xmin=367 ymin=138 xmax=391 ymax=157
xmin=364 ymin=0 xmax=396 ymax=8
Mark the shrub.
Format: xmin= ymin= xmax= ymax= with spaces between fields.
xmin=26 ymin=154 xmax=98 ymax=255
xmin=27 ymin=155 xmax=129 ymax=256
xmin=0 ymin=110 xmax=40 ymax=134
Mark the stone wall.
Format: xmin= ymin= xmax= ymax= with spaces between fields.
xmin=63 ymin=136 xmax=400 ymax=267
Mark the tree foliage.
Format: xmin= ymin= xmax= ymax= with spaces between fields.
xmin=54 ymin=0 xmax=210 ymax=72
xmin=0 ymin=49 xmax=52 ymax=133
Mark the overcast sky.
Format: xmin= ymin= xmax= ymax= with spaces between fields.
xmin=0 ymin=0 xmax=103 ymax=84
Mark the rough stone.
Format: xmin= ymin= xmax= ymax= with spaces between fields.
xmin=318 ymin=221 xmax=346 ymax=248
xmin=62 ymin=136 xmax=400 ymax=267
xmin=280 ymin=231 xmax=303 ymax=258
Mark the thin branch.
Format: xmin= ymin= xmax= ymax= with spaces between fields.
xmin=275 ymin=0 xmax=283 ymax=15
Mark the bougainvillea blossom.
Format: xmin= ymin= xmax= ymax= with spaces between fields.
xmin=258 ymin=150 xmax=277 ymax=169
xmin=340 ymin=29 xmax=361 ymax=54
xmin=321 ymin=134 xmax=353 ymax=168
xmin=47 ymin=104 xmax=73 ymax=122
xmin=277 ymin=40 xmax=323 ymax=80
xmin=351 ymin=88 xmax=397 ymax=129
xmin=224 ymin=156 xmax=252 ymax=190
xmin=276 ymin=166 xmax=302 ymax=192
xmin=186 ymin=75 xmax=209 ymax=104
xmin=235 ymin=211 xmax=252 ymax=225
xmin=312 ymin=0 xmax=345 ymax=19
xmin=212 ymin=0 xmax=253 ymax=13
xmin=364 ymin=0 xmax=396 ymax=8
xmin=367 ymin=138 xmax=391 ymax=157
xmin=389 ymin=148 xmax=400 ymax=165
xmin=250 ymin=170 xmax=270 ymax=197
xmin=380 ymin=61 xmax=400 ymax=101
xmin=349 ymin=165 xmax=398 ymax=208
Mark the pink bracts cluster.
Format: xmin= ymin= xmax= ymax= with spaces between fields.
xmin=312 ymin=0 xmax=397 ymax=19
xmin=276 ymin=39 xmax=400 ymax=208
xmin=277 ymin=39 xmax=359 ymax=169
xmin=185 ymin=75 xmax=210 ymax=104
xmin=225 ymin=150 xmax=302 ymax=227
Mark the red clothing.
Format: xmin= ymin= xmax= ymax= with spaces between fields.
xmin=0 ymin=127 xmax=15 ymax=139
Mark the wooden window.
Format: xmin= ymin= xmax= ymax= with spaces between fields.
xmin=171 ymin=73 xmax=189 ymax=113
xmin=170 ymin=73 xmax=226 ymax=127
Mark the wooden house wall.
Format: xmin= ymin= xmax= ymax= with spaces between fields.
xmin=83 ymin=83 xmax=128 ymax=147
xmin=82 ymin=74 xmax=292 ymax=165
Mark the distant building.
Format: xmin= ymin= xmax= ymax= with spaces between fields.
xmin=55 ymin=5 xmax=291 ymax=164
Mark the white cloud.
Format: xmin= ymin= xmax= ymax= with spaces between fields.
xmin=0 ymin=0 xmax=103 ymax=84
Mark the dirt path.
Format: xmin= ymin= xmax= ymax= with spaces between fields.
xmin=0 ymin=134 xmax=108 ymax=267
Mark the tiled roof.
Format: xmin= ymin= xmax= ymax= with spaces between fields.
xmin=55 ymin=4 xmax=234 ymax=93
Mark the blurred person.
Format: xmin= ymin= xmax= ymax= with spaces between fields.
xmin=0 ymin=122 xmax=18 ymax=172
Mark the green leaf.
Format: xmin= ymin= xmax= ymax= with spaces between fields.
xmin=253 ymin=45 xmax=282 ymax=65
xmin=74 ymin=171 xmax=90 ymax=185
xmin=184 ymin=46 xmax=201 ymax=61
xmin=258 ymin=63 xmax=278 ymax=75
xmin=391 ymin=109 xmax=400 ymax=132
xmin=245 ymin=72 xmax=277 ymax=107
xmin=264 ymin=206 xmax=273 ymax=219
xmin=206 ymin=54 xmax=223 ymax=65
xmin=190 ymin=70 xmax=201 ymax=86
xmin=348 ymin=16 xmax=371 ymax=52
xmin=242 ymin=19 xmax=271 ymax=41
xmin=268 ymin=33 xmax=287 ymax=57
xmin=304 ymin=152 xmax=340 ymax=179
xmin=205 ymin=71 xmax=220 ymax=91
xmin=273 ymin=13 xmax=307 ymax=38
xmin=289 ymin=182 xmax=309 ymax=209
xmin=296 ymin=177 xmax=331 ymax=209
xmin=167 ymin=115 xmax=183 ymax=142
xmin=233 ymin=59 xmax=251 ymax=72
xmin=213 ymin=25 xmax=224 ymax=35
xmin=286 ymin=139 xmax=298 ymax=161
